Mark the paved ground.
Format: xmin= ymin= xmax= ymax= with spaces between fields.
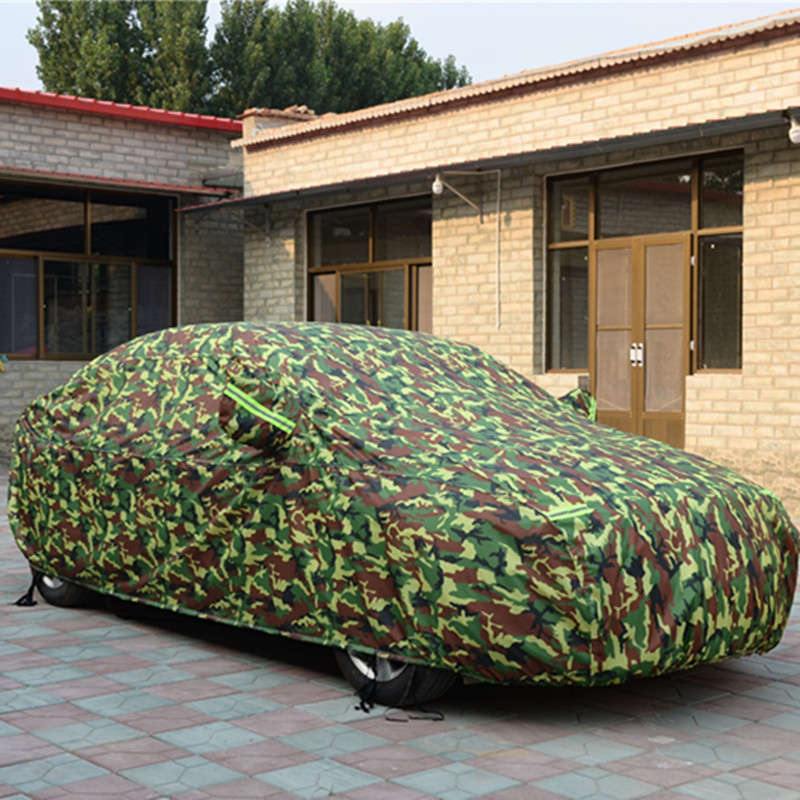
xmin=2 ymin=467 xmax=800 ymax=800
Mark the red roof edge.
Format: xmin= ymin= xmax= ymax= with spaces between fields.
xmin=0 ymin=87 xmax=242 ymax=133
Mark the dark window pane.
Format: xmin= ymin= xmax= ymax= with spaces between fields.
xmin=374 ymin=198 xmax=431 ymax=261
xmin=549 ymin=177 xmax=590 ymax=242
xmin=598 ymin=161 xmax=692 ymax=237
xmin=698 ymin=234 xmax=742 ymax=369
xmin=91 ymin=193 xmax=172 ymax=259
xmin=0 ymin=257 xmax=37 ymax=355
xmin=309 ymin=207 xmax=370 ymax=267
xmin=548 ymin=248 xmax=588 ymax=369
xmin=44 ymin=262 xmax=86 ymax=355
xmin=94 ymin=263 xmax=131 ymax=352
xmin=700 ymin=154 xmax=743 ymax=229
xmin=0 ymin=183 xmax=85 ymax=253
xmin=137 ymin=265 xmax=172 ymax=336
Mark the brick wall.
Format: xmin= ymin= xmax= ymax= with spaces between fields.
xmin=179 ymin=203 xmax=244 ymax=325
xmin=241 ymin=37 xmax=800 ymax=197
xmin=0 ymin=360 xmax=89 ymax=464
xmin=0 ymin=100 xmax=244 ymax=467
xmin=431 ymin=168 xmax=537 ymax=377
xmin=684 ymin=126 xmax=800 ymax=511
xmin=1 ymin=102 xmax=240 ymax=186
xmin=238 ymin=32 xmax=800 ymax=513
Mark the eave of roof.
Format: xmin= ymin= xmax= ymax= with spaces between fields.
xmin=233 ymin=7 xmax=800 ymax=151
xmin=0 ymin=164 xmax=239 ymax=197
xmin=0 ymin=86 xmax=242 ymax=133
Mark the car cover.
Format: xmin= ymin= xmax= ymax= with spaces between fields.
xmin=9 ymin=322 xmax=799 ymax=686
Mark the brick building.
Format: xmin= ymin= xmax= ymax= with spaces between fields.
xmin=206 ymin=9 xmax=800 ymax=513
xmin=0 ymin=88 xmax=245 ymax=461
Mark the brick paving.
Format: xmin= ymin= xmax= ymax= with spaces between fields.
xmin=2 ymin=467 xmax=800 ymax=799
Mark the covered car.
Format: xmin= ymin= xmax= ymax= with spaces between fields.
xmin=8 ymin=322 xmax=799 ymax=706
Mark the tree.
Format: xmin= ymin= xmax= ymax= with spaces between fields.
xmin=29 ymin=0 xmax=211 ymax=112
xmin=208 ymin=0 xmax=277 ymax=117
xmin=28 ymin=0 xmax=472 ymax=117
xmin=135 ymin=1 xmax=211 ymax=112
xmin=210 ymin=0 xmax=471 ymax=116
xmin=27 ymin=1 xmax=144 ymax=103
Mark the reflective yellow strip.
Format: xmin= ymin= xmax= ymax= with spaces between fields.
xmin=223 ymin=384 xmax=295 ymax=434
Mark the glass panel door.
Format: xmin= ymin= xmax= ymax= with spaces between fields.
xmin=593 ymin=245 xmax=636 ymax=435
xmin=591 ymin=235 xmax=688 ymax=446
xmin=641 ymin=238 xmax=688 ymax=446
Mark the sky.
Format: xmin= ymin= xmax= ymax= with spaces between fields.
xmin=0 ymin=0 xmax=797 ymax=96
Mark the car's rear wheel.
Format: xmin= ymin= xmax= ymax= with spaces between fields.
xmin=35 ymin=572 xmax=93 ymax=607
xmin=334 ymin=648 xmax=457 ymax=708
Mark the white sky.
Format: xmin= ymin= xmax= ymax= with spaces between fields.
xmin=1 ymin=0 xmax=796 ymax=96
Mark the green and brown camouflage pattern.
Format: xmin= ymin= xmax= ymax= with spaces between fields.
xmin=8 ymin=322 xmax=799 ymax=686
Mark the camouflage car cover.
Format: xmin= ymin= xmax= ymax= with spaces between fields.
xmin=8 ymin=322 xmax=799 ymax=687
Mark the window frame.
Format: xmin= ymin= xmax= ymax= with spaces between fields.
xmin=307 ymin=196 xmax=432 ymax=332
xmin=0 ymin=181 xmax=176 ymax=361
xmin=546 ymin=151 xmax=744 ymax=373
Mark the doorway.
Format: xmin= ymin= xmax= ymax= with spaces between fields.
xmin=590 ymin=234 xmax=690 ymax=447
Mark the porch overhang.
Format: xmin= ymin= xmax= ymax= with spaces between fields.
xmin=179 ymin=109 xmax=788 ymax=214
xmin=0 ymin=164 xmax=240 ymax=198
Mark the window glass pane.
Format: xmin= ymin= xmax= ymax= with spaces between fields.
xmin=94 ymin=263 xmax=131 ymax=353
xmin=0 ymin=257 xmax=37 ymax=355
xmin=340 ymin=269 xmax=405 ymax=328
xmin=597 ymin=247 xmax=632 ymax=327
xmin=596 ymin=329 xmax=631 ymax=411
xmin=547 ymin=248 xmax=588 ymax=369
xmin=645 ymin=329 xmax=683 ymax=413
xmin=374 ymin=198 xmax=431 ymax=261
xmin=91 ymin=193 xmax=172 ymax=259
xmin=698 ymin=234 xmax=742 ymax=369
xmin=0 ymin=183 xmax=85 ymax=253
xmin=44 ymin=261 xmax=86 ymax=355
xmin=312 ymin=273 xmax=336 ymax=322
xmin=598 ymin=161 xmax=692 ymax=237
xmin=549 ymin=177 xmax=590 ymax=242
xmin=309 ymin=207 xmax=370 ymax=267
xmin=700 ymin=154 xmax=743 ymax=229
xmin=137 ymin=265 xmax=172 ymax=336
xmin=416 ymin=265 xmax=432 ymax=333
xmin=645 ymin=242 xmax=684 ymax=326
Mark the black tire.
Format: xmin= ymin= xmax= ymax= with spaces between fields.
xmin=334 ymin=648 xmax=457 ymax=708
xmin=35 ymin=572 xmax=94 ymax=607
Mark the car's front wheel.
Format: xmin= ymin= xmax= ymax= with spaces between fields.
xmin=34 ymin=572 xmax=94 ymax=607
xmin=334 ymin=648 xmax=457 ymax=708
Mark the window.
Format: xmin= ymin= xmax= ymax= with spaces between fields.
xmin=597 ymin=160 xmax=693 ymax=238
xmin=547 ymin=153 xmax=743 ymax=371
xmin=308 ymin=197 xmax=432 ymax=331
xmin=0 ymin=181 xmax=174 ymax=359
xmin=547 ymin=248 xmax=588 ymax=369
xmin=697 ymin=235 xmax=742 ymax=369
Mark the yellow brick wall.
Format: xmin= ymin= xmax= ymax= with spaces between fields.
xmin=431 ymin=168 xmax=536 ymax=376
xmin=684 ymin=127 xmax=800 ymax=513
xmin=242 ymin=37 xmax=800 ymax=197
xmin=240 ymin=36 xmax=800 ymax=514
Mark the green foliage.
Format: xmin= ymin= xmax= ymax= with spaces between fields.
xmin=27 ymin=1 xmax=144 ymax=103
xmin=135 ymin=1 xmax=211 ymax=112
xmin=28 ymin=0 xmax=472 ymax=117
